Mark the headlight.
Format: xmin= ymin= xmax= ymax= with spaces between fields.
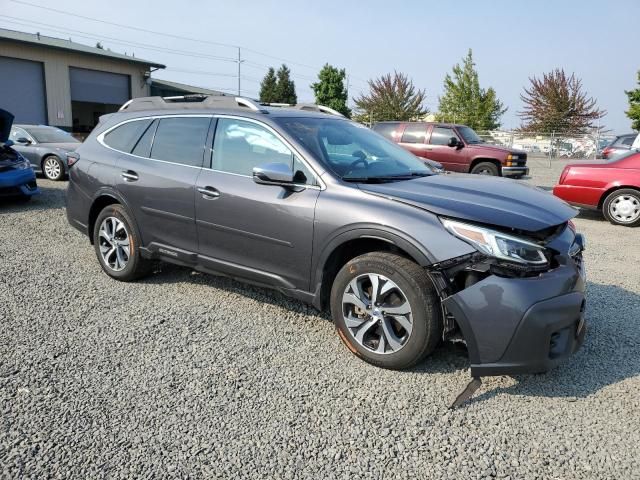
xmin=441 ymin=218 xmax=549 ymax=266
xmin=507 ymin=154 xmax=519 ymax=160
xmin=17 ymin=157 xmax=32 ymax=170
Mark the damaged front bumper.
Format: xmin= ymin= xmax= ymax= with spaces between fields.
xmin=430 ymin=235 xmax=586 ymax=377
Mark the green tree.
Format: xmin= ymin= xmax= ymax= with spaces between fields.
xmin=519 ymin=68 xmax=605 ymax=134
xmin=437 ymin=49 xmax=506 ymax=130
xmin=259 ymin=67 xmax=278 ymax=103
xmin=353 ymin=71 xmax=427 ymax=123
xmin=274 ymin=64 xmax=297 ymax=104
xmin=311 ymin=64 xmax=351 ymax=117
xmin=625 ymin=71 xmax=640 ymax=131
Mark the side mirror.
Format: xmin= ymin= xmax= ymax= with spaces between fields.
xmin=253 ymin=162 xmax=294 ymax=186
xmin=16 ymin=137 xmax=31 ymax=145
xmin=447 ymin=137 xmax=460 ymax=148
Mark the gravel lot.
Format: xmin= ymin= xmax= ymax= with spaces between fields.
xmin=1 ymin=159 xmax=639 ymax=479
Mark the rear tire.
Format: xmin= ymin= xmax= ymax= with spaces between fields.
xmin=330 ymin=252 xmax=442 ymax=370
xmin=93 ymin=204 xmax=152 ymax=281
xmin=602 ymin=189 xmax=640 ymax=227
xmin=42 ymin=155 xmax=65 ymax=181
xmin=470 ymin=161 xmax=499 ymax=176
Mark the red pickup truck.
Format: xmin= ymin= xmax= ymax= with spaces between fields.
xmin=373 ymin=121 xmax=529 ymax=178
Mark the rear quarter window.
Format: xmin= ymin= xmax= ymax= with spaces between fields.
xmin=103 ymin=119 xmax=152 ymax=153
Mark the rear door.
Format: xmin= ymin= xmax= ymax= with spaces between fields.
xmin=105 ymin=115 xmax=212 ymax=255
xmin=398 ymin=123 xmax=430 ymax=159
xmin=194 ymin=116 xmax=320 ymax=290
xmin=425 ymin=126 xmax=468 ymax=172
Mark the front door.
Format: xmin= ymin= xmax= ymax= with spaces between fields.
xmin=195 ymin=117 xmax=320 ymax=291
xmin=112 ymin=116 xmax=212 ymax=254
xmin=425 ymin=126 xmax=468 ymax=172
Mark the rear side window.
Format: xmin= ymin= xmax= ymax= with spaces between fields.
xmin=103 ymin=119 xmax=152 ymax=153
xmin=372 ymin=123 xmax=399 ymax=141
xmin=429 ymin=127 xmax=457 ymax=146
xmin=400 ymin=124 xmax=427 ymax=144
xmin=150 ymin=117 xmax=211 ymax=167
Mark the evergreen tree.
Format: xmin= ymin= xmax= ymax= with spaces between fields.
xmin=625 ymin=71 xmax=640 ymax=131
xmin=437 ymin=49 xmax=506 ymax=130
xmin=274 ymin=64 xmax=297 ymax=104
xmin=259 ymin=67 xmax=278 ymax=103
xmin=311 ymin=64 xmax=351 ymax=117
xmin=353 ymin=72 xmax=427 ymax=122
xmin=519 ymin=68 xmax=605 ymax=134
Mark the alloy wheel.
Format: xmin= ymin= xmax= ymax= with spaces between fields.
xmin=609 ymin=194 xmax=640 ymax=224
xmin=98 ymin=217 xmax=130 ymax=271
xmin=341 ymin=273 xmax=413 ymax=354
xmin=43 ymin=157 xmax=62 ymax=180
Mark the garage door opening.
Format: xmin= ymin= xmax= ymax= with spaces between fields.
xmin=0 ymin=56 xmax=47 ymax=125
xmin=70 ymin=67 xmax=130 ymax=136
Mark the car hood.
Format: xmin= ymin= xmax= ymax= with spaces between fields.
xmin=470 ymin=143 xmax=525 ymax=155
xmin=0 ymin=109 xmax=14 ymax=144
xmin=358 ymin=173 xmax=577 ymax=232
xmin=43 ymin=142 xmax=80 ymax=151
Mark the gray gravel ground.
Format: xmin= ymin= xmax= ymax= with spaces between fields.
xmin=1 ymin=159 xmax=639 ymax=479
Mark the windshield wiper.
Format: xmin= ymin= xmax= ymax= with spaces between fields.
xmin=343 ymin=172 xmax=432 ymax=183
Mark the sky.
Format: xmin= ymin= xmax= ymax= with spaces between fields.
xmin=1 ymin=0 xmax=639 ymax=132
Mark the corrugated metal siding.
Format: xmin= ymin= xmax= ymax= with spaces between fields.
xmin=0 ymin=40 xmax=152 ymax=128
xmin=0 ymin=56 xmax=47 ymax=124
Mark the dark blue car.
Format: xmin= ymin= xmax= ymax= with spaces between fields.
xmin=0 ymin=109 xmax=39 ymax=201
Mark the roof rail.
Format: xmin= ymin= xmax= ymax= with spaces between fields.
xmin=261 ymin=102 xmax=346 ymax=117
xmin=118 ymin=95 xmax=268 ymax=113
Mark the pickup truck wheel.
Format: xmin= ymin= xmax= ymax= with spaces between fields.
xmin=603 ymin=189 xmax=640 ymax=227
xmin=330 ymin=252 xmax=442 ymax=370
xmin=93 ymin=204 xmax=152 ymax=281
xmin=471 ymin=162 xmax=499 ymax=176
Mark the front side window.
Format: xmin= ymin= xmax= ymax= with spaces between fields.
xmin=213 ymin=118 xmax=316 ymax=185
xmin=275 ymin=117 xmax=434 ymax=181
xmin=103 ymin=119 xmax=152 ymax=153
xmin=10 ymin=127 xmax=30 ymax=142
xmin=429 ymin=127 xmax=458 ymax=146
xmin=457 ymin=126 xmax=483 ymax=144
xmin=400 ymin=124 xmax=427 ymax=144
xmin=150 ymin=117 xmax=211 ymax=167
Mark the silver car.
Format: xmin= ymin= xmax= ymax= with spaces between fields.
xmin=9 ymin=124 xmax=80 ymax=180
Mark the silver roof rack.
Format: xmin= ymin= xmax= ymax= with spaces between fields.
xmin=118 ymin=95 xmax=268 ymax=113
xmin=118 ymin=95 xmax=345 ymax=117
xmin=263 ymin=102 xmax=346 ymax=117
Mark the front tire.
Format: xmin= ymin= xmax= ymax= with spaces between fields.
xmin=42 ymin=155 xmax=65 ymax=181
xmin=93 ymin=204 xmax=151 ymax=281
xmin=470 ymin=161 xmax=499 ymax=176
xmin=330 ymin=252 xmax=442 ymax=370
xmin=603 ymin=189 xmax=640 ymax=227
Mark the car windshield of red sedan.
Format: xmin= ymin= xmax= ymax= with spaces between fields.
xmin=457 ymin=126 xmax=483 ymax=144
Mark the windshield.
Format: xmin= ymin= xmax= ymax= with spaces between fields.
xmin=26 ymin=127 xmax=80 ymax=144
xmin=275 ymin=117 xmax=434 ymax=181
xmin=457 ymin=126 xmax=483 ymax=144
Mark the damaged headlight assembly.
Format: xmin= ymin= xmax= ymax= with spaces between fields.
xmin=441 ymin=218 xmax=549 ymax=267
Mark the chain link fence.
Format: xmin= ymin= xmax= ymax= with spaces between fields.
xmin=468 ymin=130 xmax=614 ymax=160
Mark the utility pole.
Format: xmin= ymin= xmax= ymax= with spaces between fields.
xmin=237 ymin=47 xmax=241 ymax=96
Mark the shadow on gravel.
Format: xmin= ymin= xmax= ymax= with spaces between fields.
xmin=0 ymin=186 xmax=66 ymax=213
xmin=468 ymin=282 xmax=640 ymax=405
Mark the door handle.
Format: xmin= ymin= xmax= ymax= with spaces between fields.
xmin=197 ymin=186 xmax=220 ymax=199
xmin=121 ymin=170 xmax=138 ymax=182
xmin=425 ymin=147 xmax=433 ymax=151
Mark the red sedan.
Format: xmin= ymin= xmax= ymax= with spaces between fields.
xmin=553 ymin=151 xmax=640 ymax=227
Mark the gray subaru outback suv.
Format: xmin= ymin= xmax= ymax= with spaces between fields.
xmin=66 ymin=95 xmax=586 ymax=395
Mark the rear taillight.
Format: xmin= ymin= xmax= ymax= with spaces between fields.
xmin=601 ymin=147 xmax=611 ymax=158
xmin=559 ymin=166 xmax=570 ymax=184
xmin=66 ymin=151 xmax=80 ymax=167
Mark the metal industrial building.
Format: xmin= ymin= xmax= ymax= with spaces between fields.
xmin=0 ymin=28 xmax=165 ymax=135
